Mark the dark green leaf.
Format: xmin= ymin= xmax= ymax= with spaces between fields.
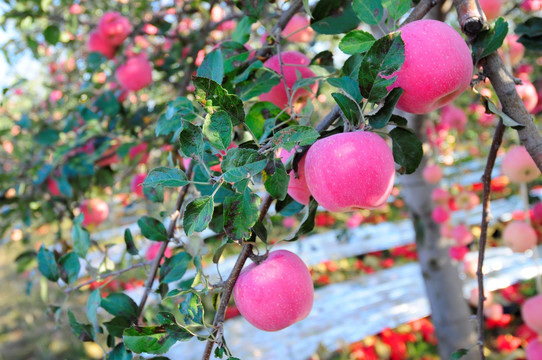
xmin=194 ymin=77 xmax=245 ymax=125
xmin=164 ymin=324 xmax=193 ymax=341
xmin=233 ymin=60 xmax=263 ymax=84
xmin=223 ymin=189 xmax=261 ymax=240
xmin=183 ymin=196 xmax=214 ymax=236
xmin=285 ymin=198 xmax=318 ymax=241
xmin=451 ymin=348 xmax=470 ymax=360
xmin=203 ymin=111 xmax=232 ymax=151
xmin=264 ymin=161 xmax=289 ymax=201
xmin=382 ymin=0 xmax=411 ymax=20
xmin=37 ymin=245 xmax=59 ymax=282
xmin=44 ymin=25 xmax=60 ymax=45
xmin=232 ymin=16 xmax=256 ymax=44
xmin=34 ymin=164 xmax=53 ymax=185
xmin=339 ymin=30 xmax=376 ymax=54
xmin=251 ymin=221 xmax=268 ymax=243
xmin=328 ymin=77 xmax=362 ymax=102
xmin=157 ymin=312 xmax=176 ymax=325
xmin=352 ymin=0 xmax=383 ymax=25
xmin=143 ymin=167 xmax=189 ymax=191
xmin=221 ymin=148 xmax=267 ymax=183
xmin=272 ymin=126 xmax=320 ymax=151
xmin=517 ymin=34 xmax=542 ymax=51
xmin=101 ymin=293 xmax=139 ymax=322
xmin=87 ymin=289 xmax=101 ymax=332
xmin=389 ymin=114 xmax=408 ymax=127
xmin=58 ymin=252 xmax=80 ymax=284
xmin=109 ymin=343 xmax=132 ymax=360
xmin=238 ymin=69 xmax=281 ymax=101
xmin=179 ymin=122 xmax=204 ymax=159
xmin=472 ymin=17 xmax=508 ymax=63
xmin=245 ymin=101 xmax=289 ymax=140
xmin=123 ymin=326 xmax=176 ymax=354
xmin=124 ymin=228 xmax=138 ymax=256
xmin=68 ymin=310 xmax=95 ymax=341
xmin=367 ymin=87 xmax=404 ymax=129
xmin=331 ymin=92 xmax=361 ymax=127
xmin=311 ymin=0 xmax=360 ymax=34
xmin=516 ymin=17 xmax=542 ymax=36
xmin=95 ymin=91 xmax=119 ymax=117
xmin=87 ymin=52 xmax=106 ymax=71
xmin=104 ymin=316 xmax=132 ymax=338
xmin=213 ymin=239 xmax=229 ymax=264
xmin=179 ymin=291 xmax=204 ymax=325
xmin=389 ymin=127 xmax=423 ymax=174
xmin=481 ymin=95 xmax=524 ymax=128
xmin=35 ymin=129 xmax=60 ymax=145
xmin=72 ymin=221 xmax=90 ymax=258
xmin=137 ymin=216 xmax=168 ymax=242
xmin=310 ymin=51 xmax=335 ymax=73
xmin=156 ymin=113 xmax=183 ymax=137
xmin=197 ymin=50 xmax=224 ymax=84
xmin=160 ymin=252 xmax=193 ymax=284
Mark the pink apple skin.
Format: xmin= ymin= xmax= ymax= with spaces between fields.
xmin=452 ymin=224 xmax=474 ymax=246
xmin=526 ymin=339 xmax=542 ymax=360
xmin=47 ymin=177 xmax=61 ymax=197
xmin=145 ymin=243 xmax=172 ymax=263
xmin=233 ymin=250 xmax=314 ymax=331
xmin=455 ymin=191 xmax=480 ymax=210
xmin=516 ymin=78 xmax=539 ymax=113
xmin=80 ymin=198 xmax=110 ymax=227
xmin=282 ymin=15 xmax=315 ymax=43
xmin=423 ymin=164 xmax=443 ymax=184
xmin=479 ymin=0 xmax=502 ymax=20
xmin=532 ymin=202 xmax=542 ymax=224
xmin=116 ymin=54 xmax=153 ymax=92
xmin=484 ymin=303 xmax=504 ymax=320
xmin=69 ymin=4 xmax=83 ymax=15
xmin=304 ymin=131 xmax=395 ymax=212
xmin=503 ymin=35 xmax=525 ymax=67
xmin=131 ymin=173 xmax=147 ymax=197
xmin=503 ymin=221 xmax=537 ymax=252
xmin=440 ymin=105 xmax=467 ymax=132
xmin=49 ymin=90 xmax=63 ymax=103
xmin=468 ymin=287 xmax=493 ymax=306
xmin=432 ymin=187 xmax=450 ymax=204
xmin=449 ymin=245 xmax=468 ymax=261
xmin=432 ymin=205 xmax=450 ymax=224
xmin=388 ymin=20 xmax=473 ymax=114
xmin=521 ymin=0 xmax=542 ymax=11
xmin=522 ymin=294 xmax=542 ymax=333
xmin=276 ymin=148 xmax=312 ymax=205
xmin=502 ymin=145 xmax=540 ymax=183
xmin=98 ymin=12 xmax=132 ymax=46
xmin=129 ymin=143 xmax=149 ymax=164
xmin=259 ymin=51 xmax=318 ymax=110
xmin=87 ymin=31 xmax=117 ymax=59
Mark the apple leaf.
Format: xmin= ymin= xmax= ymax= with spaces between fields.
xmin=123 ymin=326 xmax=177 ymax=354
xmin=237 ymin=69 xmax=281 ymax=101
xmin=179 ymin=291 xmax=204 ymax=325
xmin=95 ymin=91 xmax=119 ymax=117
xmin=156 ymin=113 xmax=182 ymax=137
xmin=272 ymin=126 xmax=320 ymax=151
xmin=156 ymin=97 xmax=195 ymax=136
xmin=339 ymin=29 xmax=376 ymax=54
xmin=203 ymin=110 xmax=232 ymax=151
xmin=233 ymin=60 xmax=263 ymax=84
xmin=58 ymin=252 xmax=80 ymax=284
xmin=44 ymin=25 xmax=60 ymax=45
xmin=367 ymin=87 xmax=404 ymax=129
xmin=101 ymin=293 xmax=139 ymax=322
xmin=183 ymin=196 xmax=214 ymax=236
xmin=232 ymin=16 xmax=256 ymax=44
xmin=137 ymin=216 xmax=168 ymax=242
xmin=285 ymin=198 xmax=318 ymax=242
xmin=381 ymin=0 xmax=411 ymax=20
xmin=389 ymin=114 xmax=408 ymax=127
xmin=160 ymin=252 xmax=192 ymax=284
xmin=352 ymin=0 xmax=383 ymax=25
xmin=144 ymin=167 xmax=189 ymax=191
xmin=450 ymin=348 xmax=470 ymax=359
xmin=516 ymin=18 xmax=542 ymax=51
xmin=359 ymin=32 xmax=405 ymax=103
xmin=37 ymin=244 xmax=59 ymax=282
xmin=221 ymin=148 xmax=267 ymax=183
xmin=246 ymin=101 xmax=290 ymax=140
xmin=68 ymin=310 xmax=95 ymax=342
xmin=87 ymin=289 xmax=101 ymax=333
xmin=472 ymin=17 xmax=508 ymax=64
xmin=328 ymin=77 xmax=362 ymax=102
xmin=311 ymin=0 xmax=360 ymax=34
xmin=104 ymin=316 xmax=132 ymax=338
xmin=264 ymin=161 xmax=289 ymax=201
xmin=223 ymin=189 xmax=261 ymax=240
xmin=197 ymin=50 xmax=224 ymax=84
xmin=332 ymin=92 xmax=362 ymax=128
xmin=389 ymin=127 xmax=423 ymax=174
xmin=179 ymin=122 xmax=204 ymax=159
xmin=480 ymin=95 xmax=524 ymax=128
xmin=124 ymin=228 xmax=138 ymax=255
xmin=194 ymin=76 xmax=245 ymax=125
xmin=109 ymin=343 xmax=132 ymax=360
xmin=310 ymin=51 xmax=335 ymax=73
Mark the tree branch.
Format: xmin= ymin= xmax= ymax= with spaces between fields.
xmin=402 ymin=0 xmax=445 ymax=26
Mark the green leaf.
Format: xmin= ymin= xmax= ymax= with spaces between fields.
xmin=101 ymin=293 xmax=139 ymax=322
xmin=264 ymin=161 xmax=289 ymax=201
xmin=87 ymin=289 xmax=101 ymax=332
xmin=332 ymin=92 xmax=361 ymax=128
xmin=286 ymin=198 xmax=318 ymax=241
xmin=367 ymin=87 xmax=404 ymax=129
xmin=58 ymin=252 xmax=80 ymax=284
xmin=44 ymin=25 xmax=60 ymax=45
xmin=352 ymin=0 xmax=384 ymax=25
xmin=359 ymin=32 xmax=405 ymax=103
xmin=481 ymin=95 xmax=524 ymax=128
xmin=221 ymin=148 xmax=267 ymax=183
xmin=194 ymin=77 xmax=245 ymax=125
xmin=251 ymin=220 xmax=268 ymax=243
xmin=516 ymin=18 xmax=542 ymax=51
xmin=272 ymin=126 xmax=320 ymax=152
xmin=156 ymin=113 xmax=183 ymax=137
xmin=179 ymin=122 xmax=204 ymax=159
xmin=245 ymin=101 xmax=289 ymax=140
xmin=451 ymin=348 xmax=470 ymax=360
xmin=123 ymin=326 xmax=176 ymax=354
xmin=233 ymin=60 xmax=263 ymax=84
xmin=382 ymin=0 xmax=411 ymax=20
xmin=35 ymin=129 xmax=60 ymax=145
xmin=137 ymin=216 xmax=168 ymax=242
xmin=517 ymin=34 xmax=542 ymax=51
xmin=104 ymin=316 xmax=132 ymax=338
xmin=37 ymin=245 xmax=59 ymax=282
xmin=95 ymin=91 xmax=119 ymax=117
xmin=160 ymin=252 xmax=192 ymax=283
xmin=232 ymin=16 xmax=256 ymax=44
xmin=328 ymin=77 xmax=362 ymax=102
xmin=109 ymin=343 xmax=132 ymax=360
xmin=238 ymin=69 xmax=281 ymax=101
xmin=472 ymin=17 xmax=508 ymax=63
xmin=72 ymin=221 xmax=90 ymax=258
xmin=389 ymin=127 xmax=423 ymax=174
xmin=223 ymin=189 xmax=261 ymax=240
xmin=197 ymin=50 xmax=224 ymax=84
xmin=183 ymin=196 xmax=214 ymax=236
xmin=87 ymin=52 xmax=106 ymax=71
xmin=143 ymin=167 xmax=189 ymax=190
xmin=203 ymin=111 xmax=232 ymax=151
xmin=339 ymin=30 xmax=376 ymax=54
xmin=389 ymin=114 xmax=408 ymax=127
xmin=124 ymin=228 xmax=138 ymax=256
xmin=68 ymin=310 xmax=95 ymax=341
xmin=164 ymin=324 xmax=193 ymax=341
xmin=157 ymin=312 xmax=177 ymax=325
xmin=311 ymin=0 xmax=360 ymax=35
xmin=179 ymin=291 xmax=204 ymax=325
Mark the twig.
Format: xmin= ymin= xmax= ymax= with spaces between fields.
xmin=476 ymin=119 xmax=505 ymax=360
xmin=137 ymin=162 xmax=195 ymax=321
xmin=401 ymin=0 xmax=444 ymax=26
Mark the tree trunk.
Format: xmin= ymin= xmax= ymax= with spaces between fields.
xmin=401 ymin=114 xmax=479 ymax=359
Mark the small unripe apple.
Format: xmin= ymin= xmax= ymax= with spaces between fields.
xmin=304 ymin=131 xmax=395 ymax=212
xmin=440 ymin=105 xmax=467 ymax=132
xmin=522 ymin=294 xmax=542 ymax=333
xmin=282 ymin=15 xmax=314 ymax=43
xmin=503 ymin=221 xmax=537 ymax=252
xmin=479 ymin=0 xmax=502 ymax=20
xmin=526 ymin=339 xmax=542 ymax=360
xmin=233 ymin=250 xmax=314 ymax=331
xmin=98 ymin=12 xmax=132 ymax=46
xmin=452 ymin=224 xmax=474 ymax=246
xmin=388 ymin=20 xmax=473 ymax=114
xmin=116 ymin=54 xmax=153 ymax=92
xmin=131 ymin=173 xmax=146 ymax=197
xmin=423 ymin=164 xmax=443 ymax=184
xmin=87 ymin=31 xmax=116 ymax=59
xmin=502 ymin=145 xmax=540 ymax=183
xmin=80 ymin=198 xmax=109 ymax=227
xmin=432 ymin=205 xmax=450 ymax=224
xmin=259 ymin=51 xmax=318 ymax=110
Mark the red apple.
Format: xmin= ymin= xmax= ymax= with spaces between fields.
xmin=47 ymin=177 xmax=61 ymax=197
xmin=129 ymin=143 xmax=149 ymax=164
xmin=516 ymin=78 xmax=539 ymax=113
xmin=276 ymin=148 xmax=311 ymax=205
xmin=468 ymin=287 xmax=493 ymax=306
xmin=233 ymin=250 xmax=314 ymax=331
xmin=432 ymin=187 xmax=451 ymax=204
xmin=80 ymin=198 xmax=109 ymax=227
xmin=432 ymin=205 xmax=450 ymax=224
xmin=388 ymin=19 xmax=473 ymax=114
xmin=145 ymin=243 xmax=172 ymax=263
xmin=282 ymin=15 xmax=314 ymax=43
xmin=440 ymin=105 xmax=467 ymax=132
xmin=259 ymin=51 xmax=318 ymax=110
xmin=503 ymin=221 xmax=537 ymax=252
xmin=131 ymin=173 xmax=146 ymax=197
xmin=69 ymin=3 xmax=83 ymax=15
xmin=502 ymin=35 xmax=525 ymax=67
xmin=526 ymin=339 xmax=542 ymax=360
xmin=522 ymin=294 xmax=542 ymax=333
xmin=423 ymin=164 xmax=443 ymax=184
xmin=455 ymin=191 xmax=480 ymax=210
xmin=116 ymin=54 xmax=153 ymax=92
xmin=98 ymin=12 xmax=132 ymax=46
xmin=304 ymin=131 xmax=395 ymax=212
xmin=521 ymin=0 xmax=542 ymax=11
xmin=479 ymin=0 xmax=502 ymax=20
xmin=49 ymin=90 xmax=63 ymax=104
xmin=502 ymin=145 xmax=540 ymax=183
xmin=87 ymin=30 xmax=117 ymax=59
xmin=484 ymin=303 xmax=504 ymax=320
xmin=452 ymin=224 xmax=474 ymax=246
xmin=449 ymin=245 xmax=469 ymax=261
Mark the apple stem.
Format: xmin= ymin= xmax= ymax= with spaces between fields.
xmin=520 ymin=181 xmax=542 ymax=294
xmin=249 ymin=250 xmax=269 ymax=265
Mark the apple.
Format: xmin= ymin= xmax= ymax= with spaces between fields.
xmin=233 ymin=250 xmax=314 ymax=331
xmin=49 ymin=90 xmax=63 ymax=104
xmin=282 ymin=15 xmax=315 ymax=43
xmin=468 ymin=287 xmax=493 ymax=306
xmin=276 ymin=148 xmax=311 ymax=205
xmin=452 ymin=224 xmax=474 ymax=246
xmin=259 ymin=51 xmax=318 ymax=110
xmin=455 ymin=191 xmax=480 ymax=210
xmin=503 ymin=221 xmax=537 ymax=252
xmin=304 ymin=131 xmax=395 ymax=212
xmin=501 ymin=35 xmax=525 ymax=67
xmin=522 ymin=294 xmax=542 ymax=333
xmin=131 ymin=173 xmax=147 ymax=197
xmin=440 ymin=105 xmax=467 ymax=132
xmin=502 ymin=145 xmax=540 ymax=183
xmin=388 ymin=20 xmax=473 ymax=114
xmin=145 ymin=242 xmax=173 ymax=262
xmin=516 ymin=78 xmax=539 ymax=113
xmin=521 ymin=0 xmax=542 ymax=11
xmin=423 ymin=164 xmax=443 ymax=184
xmin=432 ymin=187 xmax=451 ymax=204
xmin=484 ymin=303 xmax=504 ymax=320
xmin=80 ymin=198 xmax=110 ymax=227
xmin=531 ymin=202 xmax=542 ymax=224
xmin=98 ymin=12 xmax=132 ymax=46
xmin=129 ymin=143 xmax=150 ymax=164
xmin=526 ymin=339 xmax=542 ymax=360
xmin=69 ymin=3 xmax=83 ymax=15
xmin=47 ymin=177 xmax=61 ymax=197
xmin=87 ymin=30 xmax=117 ymax=59
xmin=432 ymin=205 xmax=450 ymax=224
xmin=479 ymin=0 xmax=502 ymax=20
xmin=449 ymin=245 xmax=469 ymax=261
xmin=116 ymin=54 xmax=153 ymax=92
